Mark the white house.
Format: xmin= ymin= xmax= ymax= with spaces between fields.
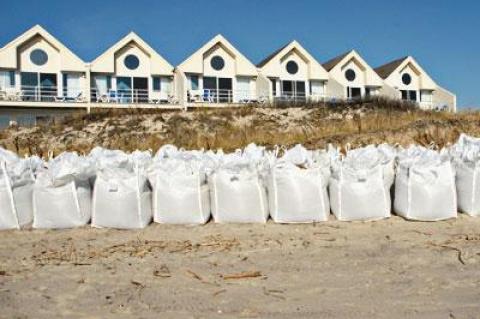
xmin=375 ymin=56 xmax=456 ymax=111
xmin=0 ymin=25 xmax=88 ymax=103
xmin=89 ymin=32 xmax=175 ymax=104
xmin=323 ymin=50 xmax=396 ymax=100
xmin=257 ymin=41 xmax=335 ymax=102
xmin=176 ymin=34 xmax=259 ymax=105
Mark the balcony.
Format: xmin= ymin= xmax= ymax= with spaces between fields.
xmin=90 ymin=88 xmax=178 ymax=106
xmin=0 ymin=85 xmax=87 ymax=108
xmin=187 ymin=89 xmax=266 ymax=105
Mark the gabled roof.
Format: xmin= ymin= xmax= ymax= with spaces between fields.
xmin=374 ymin=56 xmax=437 ymax=90
xmin=90 ymin=32 xmax=173 ymax=75
xmin=322 ymin=50 xmax=385 ymax=87
xmin=322 ymin=50 xmax=351 ymax=71
xmin=177 ymin=34 xmax=257 ymax=77
xmin=257 ymin=40 xmax=329 ymax=80
xmin=374 ymin=56 xmax=409 ymax=79
xmin=257 ymin=42 xmax=290 ymax=68
xmin=0 ymin=24 xmax=86 ymax=71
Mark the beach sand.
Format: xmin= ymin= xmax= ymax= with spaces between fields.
xmin=1 ymin=215 xmax=480 ymax=318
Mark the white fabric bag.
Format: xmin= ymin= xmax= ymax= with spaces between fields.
xmin=394 ymin=146 xmax=457 ymax=221
xmin=0 ymin=149 xmax=39 ymax=229
xmin=148 ymin=152 xmax=210 ymax=224
xmin=91 ymin=149 xmax=152 ymax=229
xmin=209 ymin=146 xmax=268 ymax=223
xmin=329 ymin=145 xmax=395 ymax=221
xmin=33 ymin=153 xmax=93 ymax=229
xmin=451 ymin=134 xmax=480 ymax=216
xmin=267 ymin=145 xmax=330 ymax=223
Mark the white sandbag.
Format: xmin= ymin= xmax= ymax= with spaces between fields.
xmin=91 ymin=150 xmax=152 ymax=229
xmin=148 ymin=151 xmax=210 ymax=224
xmin=266 ymin=145 xmax=330 ymax=223
xmin=394 ymin=146 xmax=457 ymax=221
xmin=329 ymin=145 xmax=395 ymax=221
xmin=0 ymin=149 xmax=38 ymax=229
xmin=450 ymin=134 xmax=480 ymax=216
xmin=209 ymin=146 xmax=268 ymax=223
xmin=33 ymin=152 xmax=93 ymax=229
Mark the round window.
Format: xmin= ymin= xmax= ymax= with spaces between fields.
xmin=124 ymin=54 xmax=140 ymax=70
xmin=211 ymin=56 xmax=225 ymax=71
xmin=345 ymin=69 xmax=356 ymax=82
xmin=30 ymin=49 xmax=48 ymax=66
xmin=402 ymin=73 xmax=412 ymax=85
xmin=286 ymin=61 xmax=299 ymax=75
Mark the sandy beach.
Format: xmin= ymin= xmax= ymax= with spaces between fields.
xmin=1 ymin=215 xmax=480 ymax=318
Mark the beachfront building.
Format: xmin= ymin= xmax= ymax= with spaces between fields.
xmin=0 ymin=25 xmax=88 ymax=106
xmin=375 ymin=56 xmax=456 ymax=111
xmin=89 ymin=32 xmax=175 ymax=105
xmin=175 ymin=34 xmax=259 ymax=105
xmin=323 ymin=50 xmax=397 ymax=100
xmin=257 ymin=41 xmax=335 ymax=102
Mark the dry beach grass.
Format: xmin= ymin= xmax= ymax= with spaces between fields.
xmin=0 ymin=98 xmax=478 ymax=156
xmin=1 ymin=100 xmax=480 ymax=318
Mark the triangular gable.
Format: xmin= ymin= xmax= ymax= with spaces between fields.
xmin=177 ymin=34 xmax=257 ymax=77
xmin=378 ymin=56 xmax=437 ymax=90
xmin=90 ymin=32 xmax=173 ymax=75
xmin=0 ymin=24 xmax=85 ymax=72
xmin=258 ymin=40 xmax=329 ymax=80
xmin=325 ymin=50 xmax=384 ymax=86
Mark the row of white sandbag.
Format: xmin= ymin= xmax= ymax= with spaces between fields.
xmin=0 ymin=135 xmax=478 ymax=229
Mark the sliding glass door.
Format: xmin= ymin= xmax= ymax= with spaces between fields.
xmin=21 ymin=72 xmax=38 ymax=101
xmin=133 ymin=77 xmax=148 ymax=103
xmin=116 ymin=76 xmax=148 ymax=103
xmin=280 ymin=80 xmax=306 ymax=101
xmin=40 ymin=73 xmax=57 ymax=101
xmin=21 ymin=72 xmax=57 ymax=101
xmin=203 ymin=77 xmax=232 ymax=103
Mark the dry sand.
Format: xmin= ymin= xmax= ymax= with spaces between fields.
xmin=1 ymin=215 xmax=480 ymax=318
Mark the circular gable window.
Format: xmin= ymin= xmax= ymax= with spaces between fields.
xmin=124 ymin=54 xmax=140 ymax=70
xmin=30 ymin=49 xmax=48 ymax=66
xmin=286 ymin=61 xmax=299 ymax=75
xmin=402 ymin=73 xmax=412 ymax=85
xmin=345 ymin=69 xmax=356 ymax=82
xmin=211 ymin=56 xmax=225 ymax=71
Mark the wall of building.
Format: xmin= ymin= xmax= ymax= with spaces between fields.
xmin=433 ymin=86 xmax=456 ymax=111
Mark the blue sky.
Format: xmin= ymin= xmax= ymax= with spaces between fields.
xmin=0 ymin=0 xmax=478 ymax=107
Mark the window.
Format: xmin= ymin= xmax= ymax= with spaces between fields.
xmin=282 ymin=81 xmax=293 ymax=96
xmin=270 ymin=78 xmax=277 ymax=96
xmin=402 ymin=73 xmax=412 ymax=85
xmin=286 ymin=61 xmax=299 ymax=75
xmin=124 ymin=54 xmax=140 ymax=70
xmin=365 ymin=87 xmax=371 ymax=97
xmin=161 ymin=77 xmax=172 ymax=94
xmin=401 ymin=90 xmax=417 ymax=101
xmin=190 ymin=75 xmax=199 ymax=90
xmin=0 ymin=71 xmax=15 ymax=89
xmin=310 ymin=81 xmax=324 ymax=96
xmin=153 ymin=77 xmax=161 ymax=91
xmin=347 ymin=87 xmax=361 ymax=99
xmin=210 ymin=56 xmax=225 ymax=71
xmin=409 ymin=90 xmax=417 ymax=101
xmin=270 ymin=79 xmax=277 ymax=96
xmin=345 ymin=69 xmax=356 ymax=82
xmin=420 ymin=90 xmax=433 ymax=103
xmin=30 ymin=49 xmax=48 ymax=66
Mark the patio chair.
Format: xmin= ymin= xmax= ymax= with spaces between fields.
xmin=5 ymin=88 xmax=21 ymax=101
xmin=107 ymin=90 xmax=119 ymax=103
xmin=96 ymin=91 xmax=108 ymax=103
xmin=203 ymin=89 xmax=215 ymax=103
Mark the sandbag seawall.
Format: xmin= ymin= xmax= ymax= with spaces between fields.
xmin=0 ymin=134 xmax=479 ymax=230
